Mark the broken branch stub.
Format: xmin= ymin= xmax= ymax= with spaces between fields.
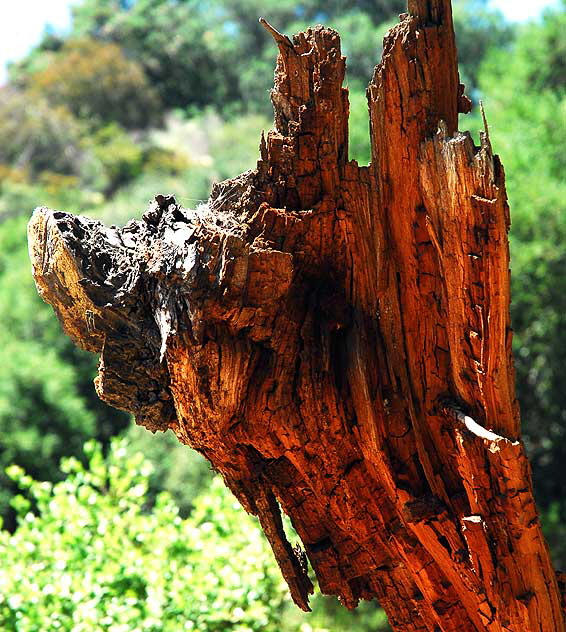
xmin=28 ymin=2 xmax=564 ymax=631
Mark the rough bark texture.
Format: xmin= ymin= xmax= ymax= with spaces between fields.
xmin=28 ymin=1 xmax=564 ymax=630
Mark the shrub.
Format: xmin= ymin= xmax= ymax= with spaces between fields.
xmin=0 ymin=439 xmax=293 ymax=631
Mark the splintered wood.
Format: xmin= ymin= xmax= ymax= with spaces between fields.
xmin=28 ymin=1 xmax=564 ymax=630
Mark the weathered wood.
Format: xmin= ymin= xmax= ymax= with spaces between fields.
xmin=28 ymin=1 xmax=564 ymax=630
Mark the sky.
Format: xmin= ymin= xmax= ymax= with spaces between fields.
xmin=0 ymin=0 xmax=561 ymax=84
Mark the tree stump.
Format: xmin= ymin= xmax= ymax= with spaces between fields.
xmin=27 ymin=1 xmax=565 ymax=629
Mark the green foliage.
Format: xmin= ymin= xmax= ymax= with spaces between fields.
xmin=85 ymin=124 xmax=146 ymax=194
xmin=71 ymin=0 xmax=243 ymax=112
xmin=0 ymin=439 xmax=293 ymax=631
xmin=62 ymin=0 xmax=504 ymax=115
xmin=0 ymin=435 xmax=391 ymax=631
xmin=0 ymin=175 xmax=100 ymax=222
xmin=452 ymin=0 xmax=515 ymax=98
xmin=467 ymin=2 xmax=566 ymax=561
xmin=89 ymin=109 xmax=270 ymax=225
xmin=0 ymin=87 xmax=85 ymax=177
xmin=25 ymin=37 xmax=161 ymax=130
xmin=0 ymin=91 xmax=156 ymax=206
xmin=328 ymin=11 xmax=384 ymax=82
xmin=512 ymin=0 xmax=566 ymax=94
xmin=0 ymin=216 xmax=129 ymax=525
xmin=206 ymin=111 xmax=272 ymax=181
xmin=348 ymin=89 xmax=372 ymax=165
xmin=122 ymin=425 xmax=213 ymax=518
xmin=284 ymin=596 xmax=391 ymax=632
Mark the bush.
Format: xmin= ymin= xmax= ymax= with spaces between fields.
xmin=121 ymin=425 xmax=213 ymax=519
xmin=0 ymin=439 xmax=295 ymax=631
xmin=0 ymin=435 xmax=392 ymax=631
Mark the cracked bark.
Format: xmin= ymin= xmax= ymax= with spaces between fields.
xmin=27 ymin=1 xmax=565 ymax=630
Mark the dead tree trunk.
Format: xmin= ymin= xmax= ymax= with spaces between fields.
xmin=28 ymin=1 xmax=564 ymax=630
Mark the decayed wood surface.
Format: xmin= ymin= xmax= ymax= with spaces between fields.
xmin=28 ymin=0 xmax=565 ymax=630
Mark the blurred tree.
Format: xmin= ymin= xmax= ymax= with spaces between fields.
xmin=517 ymin=0 xmax=566 ymax=94
xmin=452 ymin=0 xmax=514 ymax=98
xmin=25 ymin=37 xmax=161 ymax=130
xmin=312 ymin=0 xmax=405 ymax=24
xmin=319 ymin=11 xmax=382 ymax=82
xmin=0 ymin=88 xmax=84 ymax=177
xmin=71 ymin=0 xmax=241 ymax=111
xmin=68 ymin=0 xmax=406 ymax=112
xmin=7 ymin=34 xmax=64 ymax=85
xmin=86 ymin=123 xmax=145 ymax=194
